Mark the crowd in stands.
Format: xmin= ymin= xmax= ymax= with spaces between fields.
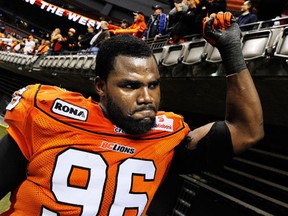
xmin=0 ymin=0 xmax=287 ymax=56
xmin=0 ymin=20 xmax=111 ymax=56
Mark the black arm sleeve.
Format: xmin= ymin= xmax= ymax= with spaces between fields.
xmin=0 ymin=134 xmax=28 ymax=199
xmin=173 ymin=121 xmax=234 ymax=174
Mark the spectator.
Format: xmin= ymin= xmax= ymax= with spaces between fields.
xmin=143 ymin=5 xmax=168 ymax=41
xmin=4 ymin=34 xmax=18 ymax=52
xmin=0 ymin=27 xmax=6 ymax=50
xmin=61 ymin=28 xmax=77 ymax=54
xmin=34 ymin=38 xmax=39 ymax=51
xmin=23 ymin=35 xmax=35 ymax=55
xmin=168 ymin=0 xmax=189 ymax=29
xmin=169 ymin=0 xmax=207 ymax=43
xmin=74 ymin=34 xmax=83 ymax=51
xmin=170 ymin=0 xmax=189 ymax=15
xmin=50 ymin=28 xmax=63 ymax=54
xmin=0 ymin=26 xmax=5 ymax=38
xmin=279 ymin=2 xmax=288 ymax=25
xmin=77 ymin=26 xmax=96 ymax=52
xmin=35 ymin=39 xmax=50 ymax=55
xmin=89 ymin=21 xmax=110 ymax=54
xmin=120 ymin=19 xmax=129 ymax=29
xmin=111 ymin=11 xmax=147 ymax=38
xmin=236 ymin=1 xmax=258 ymax=29
xmin=13 ymin=39 xmax=24 ymax=53
xmin=0 ymin=35 xmax=14 ymax=51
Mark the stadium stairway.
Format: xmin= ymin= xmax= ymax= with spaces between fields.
xmin=171 ymin=137 xmax=288 ymax=216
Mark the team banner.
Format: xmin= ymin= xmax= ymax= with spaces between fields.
xmin=24 ymin=0 xmax=120 ymax=29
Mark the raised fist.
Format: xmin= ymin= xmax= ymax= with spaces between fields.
xmin=202 ymin=12 xmax=247 ymax=75
xmin=202 ymin=12 xmax=236 ymax=46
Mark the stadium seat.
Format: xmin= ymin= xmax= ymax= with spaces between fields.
xmin=7 ymin=53 xmax=17 ymax=63
xmin=0 ymin=51 xmax=5 ymax=61
xmin=241 ymin=29 xmax=272 ymax=61
xmin=161 ymin=44 xmax=186 ymax=67
xmin=265 ymin=27 xmax=283 ymax=56
xmin=18 ymin=55 xmax=32 ymax=66
xmin=153 ymin=46 xmax=168 ymax=65
xmin=55 ymin=55 xmax=66 ymax=68
xmin=11 ymin=53 xmax=21 ymax=64
xmin=43 ymin=56 xmax=55 ymax=69
xmin=4 ymin=52 xmax=15 ymax=63
xmin=205 ymin=43 xmax=222 ymax=63
xmin=15 ymin=54 xmax=26 ymax=65
xmin=61 ymin=55 xmax=73 ymax=70
xmin=75 ymin=55 xmax=87 ymax=70
xmin=37 ymin=56 xmax=49 ymax=67
xmin=82 ymin=55 xmax=96 ymax=71
xmin=274 ymin=27 xmax=288 ymax=59
xmin=67 ymin=55 xmax=79 ymax=70
xmin=25 ymin=55 xmax=39 ymax=66
xmin=2 ymin=52 xmax=12 ymax=62
xmin=80 ymin=54 xmax=96 ymax=77
xmin=181 ymin=39 xmax=208 ymax=65
xmin=49 ymin=55 xmax=66 ymax=69
xmin=50 ymin=55 xmax=61 ymax=69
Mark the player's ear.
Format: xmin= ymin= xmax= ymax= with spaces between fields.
xmin=94 ymin=76 xmax=106 ymax=97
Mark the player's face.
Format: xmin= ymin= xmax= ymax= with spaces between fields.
xmin=104 ymin=55 xmax=161 ymax=134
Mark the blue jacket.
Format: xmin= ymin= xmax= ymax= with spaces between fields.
xmin=143 ymin=13 xmax=167 ymax=39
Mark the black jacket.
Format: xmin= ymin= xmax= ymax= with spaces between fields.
xmin=170 ymin=5 xmax=207 ymax=37
xmin=79 ymin=32 xmax=95 ymax=49
xmin=91 ymin=29 xmax=110 ymax=47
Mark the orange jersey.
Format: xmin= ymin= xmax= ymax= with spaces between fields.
xmin=111 ymin=21 xmax=147 ymax=38
xmin=3 ymin=84 xmax=190 ymax=216
xmin=129 ymin=21 xmax=147 ymax=38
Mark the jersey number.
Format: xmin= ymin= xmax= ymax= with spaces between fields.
xmin=42 ymin=148 xmax=156 ymax=216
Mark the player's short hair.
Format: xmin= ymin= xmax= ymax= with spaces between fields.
xmin=95 ymin=34 xmax=154 ymax=81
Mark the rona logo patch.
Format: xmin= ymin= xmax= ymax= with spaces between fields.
xmin=52 ymin=99 xmax=88 ymax=121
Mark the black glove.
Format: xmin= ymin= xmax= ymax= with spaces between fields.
xmin=203 ymin=12 xmax=247 ymax=75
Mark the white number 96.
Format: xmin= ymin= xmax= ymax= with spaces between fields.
xmin=42 ymin=148 xmax=156 ymax=216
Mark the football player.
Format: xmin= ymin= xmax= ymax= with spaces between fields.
xmin=0 ymin=12 xmax=263 ymax=216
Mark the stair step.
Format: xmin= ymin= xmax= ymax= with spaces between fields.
xmin=227 ymin=157 xmax=288 ymax=187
